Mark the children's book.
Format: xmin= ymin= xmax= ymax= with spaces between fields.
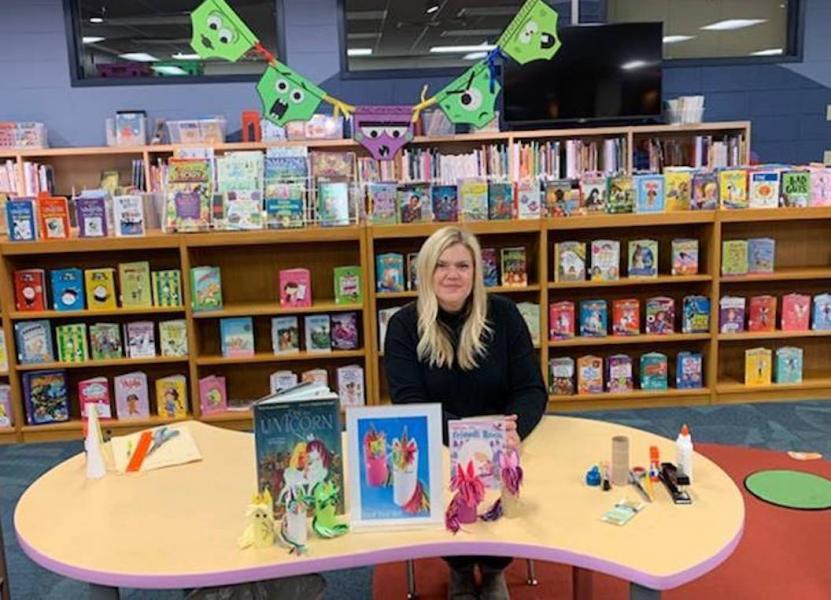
xmin=719 ymin=296 xmax=746 ymax=333
xmin=397 ymin=183 xmax=432 ymax=223
xmin=579 ymin=299 xmax=608 ymax=337
xmin=606 ymin=354 xmax=634 ymax=393
xmin=220 ymin=317 xmax=255 ymax=358
xmin=378 ymin=306 xmax=401 ymax=350
xmin=159 ymin=319 xmax=188 ymax=357
xmin=55 ymin=323 xmax=88 ymax=363
xmin=459 ymin=178 xmax=488 ymax=221
xmin=448 ymin=418 xmax=507 ymax=490
xmin=375 ymin=253 xmax=405 ymax=293
xmin=671 ymin=239 xmax=699 ymax=276
xmin=719 ymin=169 xmax=748 ymax=209
xmin=406 ymin=252 xmax=419 ymax=291
xmin=0 ymin=385 xmax=12 ymax=428
xmin=775 ymin=347 xmax=803 ymax=384
xmin=748 ymin=295 xmax=777 ymax=332
xmin=577 ymin=355 xmax=604 ymax=394
xmin=301 ymin=368 xmax=329 ymax=385
xmin=812 ymin=293 xmax=831 ymax=330
xmin=627 ymin=239 xmax=658 ymax=278
xmin=75 ymin=195 xmax=108 ymax=237
xmin=487 ymin=182 xmax=514 ymax=220
xmin=125 ymin=321 xmax=155 ymax=358
xmin=779 ymin=170 xmax=811 ymax=207
xmin=317 ymin=180 xmax=351 ymax=227
xmin=810 ymin=167 xmax=831 ymax=207
xmin=549 ymin=357 xmax=575 ymax=395
xmin=590 ymin=240 xmax=620 ymax=281
xmin=310 ymin=151 xmax=354 ymax=180
xmin=112 ymin=194 xmax=146 ymax=236
xmin=156 ymin=374 xmax=188 ymax=418
xmin=749 ymin=171 xmax=780 ymax=208
xmin=305 ymin=314 xmax=331 ymax=352
xmin=84 ymin=268 xmax=118 ymax=310
xmin=164 ymin=158 xmax=212 ymax=232
xmin=15 ymin=269 xmax=47 ymax=312
xmin=664 ymin=169 xmax=692 ymax=211
xmin=269 ymin=370 xmax=298 ymax=394
xmin=607 ymin=175 xmax=634 ymax=214
xmin=0 ymin=332 xmax=7 ymax=373
xmin=271 ymin=316 xmax=300 ymax=354
xmin=118 ymin=261 xmax=152 ymax=308
xmin=634 ymin=174 xmax=665 ymax=213
xmin=645 ymin=297 xmax=675 ymax=334
xmin=549 ymin=301 xmax=575 ymax=340
xmin=37 ymin=196 xmax=70 ymax=240
xmin=334 ymin=266 xmax=362 ymax=305
xmin=152 ymin=270 xmax=183 ymax=307
xmin=89 ymin=322 xmax=122 ymax=359
xmin=612 ymin=299 xmax=640 ymax=336
xmin=721 ymin=240 xmax=749 ymax=276
xmin=264 ymin=184 xmax=305 ymax=229
xmin=780 ymin=293 xmax=811 ymax=331
xmin=676 ymin=352 xmax=703 ymax=389
xmin=432 ymin=184 xmax=459 ymax=222
xmin=744 ymin=348 xmax=772 ymax=386
xmin=337 ymin=364 xmax=365 ymax=408
xmin=691 ymin=171 xmax=718 ymax=210
xmin=748 ymin=238 xmax=775 ymax=274
xmin=22 ymin=370 xmax=69 ymax=425
xmin=199 ymin=375 xmax=228 ymax=415
xmin=516 ymin=179 xmax=542 ymax=219
xmin=78 ymin=376 xmax=112 ymax=419
xmin=555 ymin=241 xmax=586 ymax=282
xmin=50 ymin=268 xmax=85 ymax=311
xmin=481 ymin=248 xmax=499 ymax=287
xmin=14 ymin=320 xmax=53 ymax=364
xmin=368 ymin=182 xmax=398 ymax=224
xmin=279 ymin=268 xmax=312 ymax=308
xmin=640 ymin=353 xmax=668 ymax=390
xmin=545 ymin=179 xmax=583 ymax=217
xmin=223 ymin=190 xmax=263 ymax=230
xmin=113 ymin=371 xmax=150 ymax=419
xmin=517 ymin=302 xmax=541 ymax=346
xmin=500 ymin=247 xmax=528 ymax=287
xmin=331 ymin=312 xmax=360 ymax=350
xmin=581 ymin=174 xmax=607 ymax=213
xmin=682 ymin=295 xmax=710 ymax=333
xmin=190 ymin=266 xmax=223 ymax=312
xmin=6 ymin=198 xmax=37 ymax=241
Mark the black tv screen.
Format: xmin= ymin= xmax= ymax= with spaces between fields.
xmin=502 ymin=22 xmax=663 ymax=127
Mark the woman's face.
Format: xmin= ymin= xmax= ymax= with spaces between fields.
xmin=433 ymin=243 xmax=474 ymax=312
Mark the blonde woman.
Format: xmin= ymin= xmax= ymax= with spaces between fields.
xmin=384 ymin=226 xmax=547 ymax=600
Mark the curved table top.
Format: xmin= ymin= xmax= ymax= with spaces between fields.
xmin=15 ymin=416 xmax=744 ymax=591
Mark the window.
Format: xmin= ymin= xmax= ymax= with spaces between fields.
xmin=65 ymin=0 xmax=283 ymax=84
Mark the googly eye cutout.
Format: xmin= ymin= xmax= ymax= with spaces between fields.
xmin=520 ymin=20 xmax=538 ymax=44
xmin=275 ymin=78 xmax=290 ymax=93
xmin=459 ymin=88 xmax=483 ymax=111
xmin=290 ymin=89 xmax=305 ymax=104
xmin=218 ymin=27 xmax=236 ymax=45
xmin=384 ymin=126 xmax=409 ymax=139
xmin=360 ymin=126 xmax=382 ymax=139
xmin=207 ymin=14 xmax=222 ymax=30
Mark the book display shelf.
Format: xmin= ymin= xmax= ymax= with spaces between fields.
xmin=5 ymin=119 xmax=828 ymax=443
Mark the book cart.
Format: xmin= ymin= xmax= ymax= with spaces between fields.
xmin=4 ymin=120 xmax=828 ymax=443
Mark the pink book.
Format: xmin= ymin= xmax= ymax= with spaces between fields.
xmin=810 ymin=167 xmax=831 ymax=207
xmin=113 ymin=371 xmax=150 ymax=419
xmin=78 ymin=377 xmax=113 ymax=419
xmin=549 ymin=301 xmax=575 ymax=340
xmin=199 ymin=375 xmax=228 ymax=415
xmin=780 ymin=293 xmax=811 ymax=331
xmin=278 ymin=268 xmax=312 ymax=308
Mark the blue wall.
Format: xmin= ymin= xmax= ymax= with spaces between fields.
xmin=0 ymin=0 xmax=829 ymax=163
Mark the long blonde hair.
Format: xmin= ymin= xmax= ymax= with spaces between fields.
xmin=415 ymin=226 xmax=491 ymax=370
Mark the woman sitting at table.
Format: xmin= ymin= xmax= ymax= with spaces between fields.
xmin=384 ymin=226 xmax=547 ymax=600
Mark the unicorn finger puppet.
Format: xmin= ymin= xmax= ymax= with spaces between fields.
xmin=311 ymin=480 xmax=349 ymax=539
xmin=445 ymin=461 xmax=486 ymax=533
xmin=238 ymin=489 xmax=276 ymax=549
xmin=278 ymin=486 xmax=309 ymax=555
xmin=498 ymin=448 xmax=524 ymax=517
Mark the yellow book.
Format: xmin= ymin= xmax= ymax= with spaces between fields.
xmin=665 ymin=171 xmax=692 ymax=211
xmin=118 ymin=261 xmax=153 ymax=308
xmin=745 ymin=347 xmax=772 ymax=386
xmin=719 ymin=169 xmax=749 ymax=209
xmin=156 ymin=375 xmax=188 ymax=418
xmin=84 ymin=268 xmax=118 ymax=310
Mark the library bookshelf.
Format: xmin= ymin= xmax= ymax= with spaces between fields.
xmin=4 ymin=120 xmax=825 ymax=442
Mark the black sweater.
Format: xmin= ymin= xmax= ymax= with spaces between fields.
xmin=384 ymin=295 xmax=547 ymax=442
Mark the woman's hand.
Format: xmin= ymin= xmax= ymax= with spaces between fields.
xmin=505 ymin=414 xmax=520 ymax=449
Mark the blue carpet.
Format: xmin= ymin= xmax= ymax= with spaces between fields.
xmin=2 ymin=401 xmax=830 ymax=599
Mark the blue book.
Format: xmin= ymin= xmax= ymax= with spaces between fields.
xmin=812 ymin=293 xmax=831 ymax=330
xmin=676 ymin=351 xmax=703 ymax=389
xmin=682 ymin=295 xmax=710 ymax=333
xmin=775 ymin=347 xmax=803 ymax=384
xmin=635 ymin=174 xmax=665 ymax=213
xmin=376 ymin=253 xmax=405 ymax=293
xmin=640 ymin=352 xmax=668 ymax=390
xmin=748 ymin=238 xmax=775 ymax=274
xmin=22 ymin=370 xmax=69 ymax=425
xmin=50 ymin=268 xmax=85 ymax=311
xmin=579 ymin=299 xmax=608 ymax=337
xmin=14 ymin=320 xmax=54 ymax=364
xmin=219 ymin=317 xmax=255 ymax=358
xmin=431 ymin=185 xmax=459 ymax=222
xmin=487 ymin=182 xmax=514 ymax=220
xmin=6 ymin=198 xmax=37 ymax=241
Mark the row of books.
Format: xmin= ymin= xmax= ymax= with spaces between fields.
xmin=14 ymin=264 xmax=182 ymax=313
xmin=719 ymin=293 xmax=831 ymax=333
xmin=399 ymin=144 xmax=510 ymax=183
xmin=267 ymin=364 xmax=365 ymax=408
xmin=220 ymin=312 xmax=360 ymax=357
xmin=744 ymin=347 xmax=803 ymax=386
xmin=550 ymin=296 xmax=709 ymax=340
xmin=633 ymin=134 xmax=745 ymax=172
xmin=14 ymin=319 xmax=187 ymax=365
xmin=515 ymin=138 xmax=626 ymax=180
xmin=555 ymin=238 xmax=699 ymax=283
xmin=721 ymin=238 xmax=775 ymax=276
xmin=548 ymin=351 xmax=704 ymax=396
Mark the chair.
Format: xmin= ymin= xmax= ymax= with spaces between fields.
xmin=405 ymin=559 xmax=538 ymax=598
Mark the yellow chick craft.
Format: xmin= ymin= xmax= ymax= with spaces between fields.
xmin=238 ymin=489 xmax=276 ymax=549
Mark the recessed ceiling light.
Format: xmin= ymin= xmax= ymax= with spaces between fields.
xmin=152 ymin=65 xmax=188 ymax=76
xmin=82 ymin=36 xmax=105 ymax=44
xmin=701 ymin=19 xmax=766 ymax=31
xmin=172 ymin=53 xmax=201 ymax=60
xmin=118 ymin=52 xmax=159 ymax=62
xmin=429 ymin=43 xmax=496 ymax=54
xmin=426 ymin=4 xmax=440 ymax=14
xmin=750 ymin=48 xmax=783 ymax=56
xmin=347 ymin=48 xmax=373 ymax=56
xmin=89 ymin=17 xmax=104 ymax=24
xmin=622 ymin=60 xmax=648 ymax=70
xmin=663 ymin=35 xmax=695 ymax=44
xmin=463 ymin=52 xmax=488 ymax=60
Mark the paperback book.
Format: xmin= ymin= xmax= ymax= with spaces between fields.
xmin=549 ymin=301 xmax=575 ymax=340
xmin=590 ymin=240 xmax=620 ymax=281
xmin=549 ymin=357 xmax=575 ymax=395
xmin=6 ymin=198 xmax=37 ymax=241
xmin=50 ymin=268 xmax=85 ymax=311
xmin=331 ymin=312 xmax=360 ymax=350
xmin=152 ymin=270 xmax=183 ymax=307
xmin=376 ymin=253 xmax=405 ymax=293
xmin=56 ymin=323 xmax=88 ymax=363
xmin=748 ymin=295 xmax=777 ymax=332
xmin=23 ymin=370 xmax=69 ymax=425
xmin=89 ymin=322 xmax=123 ymax=359
xmin=37 ymin=196 xmax=70 ymax=239
xmin=377 ymin=306 xmax=401 ymax=350
xmin=664 ymin=169 xmax=692 ymax=211
xmin=607 ymin=175 xmax=634 ymax=214
xmin=220 ymin=317 xmax=255 ymax=358
xmin=775 ymin=347 xmax=803 ymax=384
xmin=15 ymin=269 xmax=47 ymax=312
xmin=749 ymin=171 xmax=780 ymax=208
xmin=431 ymin=184 xmax=459 ymax=222
xmin=577 ymin=355 xmax=604 ymax=394
xmin=691 ymin=171 xmax=718 ymax=210
xmin=719 ymin=169 xmax=748 ymax=209
xmin=545 ymin=179 xmax=582 ymax=217
xmin=682 ymin=295 xmax=710 ymax=333
xmin=448 ymin=417 xmax=507 ymax=490
xmin=159 ymin=319 xmax=188 ymax=357
xmin=719 ymin=296 xmax=747 ymax=333
xmin=279 ymin=268 xmax=312 ymax=308
xmin=555 ymin=241 xmax=586 ymax=282
xmin=114 ymin=371 xmax=150 ymax=419
xmin=271 ymin=316 xmax=300 ymax=354
xmin=676 ymin=352 xmax=703 ymax=389
xmin=671 ymin=239 xmax=699 ymax=276
xmin=337 ymin=365 xmax=365 ymax=408
xmin=487 ymin=182 xmax=514 ymax=220
xmin=645 ymin=297 xmax=675 ymax=335
xmin=190 ymin=266 xmax=223 ymax=312
xmin=156 ymin=374 xmax=188 ymax=418
xmin=15 ymin=320 xmax=53 ymax=364
xmin=317 ymin=180 xmax=351 ymax=226
xmin=459 ymin=178 xmax=488 ymax=221
xmin=606 ymin=354 xmax=634 ymax=393
xmin=85 ymin=268 xmax=118 ymax=310
xmin=721 ymin=240 xmax=749 ymax=276
xmin=305 ymin=314 xmax=332 ymax=352
xmin=812 ymin=293 xmax=831 ymax=330
xmin=627 ymin=239 xmax=658 ymax=278
xmin=579 ymin=300 xmax=608 ymax=337
xmin=125 ymin=321 xmax=155 ymax=358
xmin=78 ymin=376 xmax=112 ymax=419
xmin=516 ymin=179 xmax=542 ymax=219
xmin=780 ymin=170 xmax=811 ymax=207
xmin=368 ymin=182 xmax=398 ymax=224
xmin=75 ymin=195 xmax=108 ymax=237
xmin=199 ymin=375 xmax=228 ymax=414
xmin=745 ymin=347 xmax=772 ymax=386
xmin=113 ymin=194 xmax=146 ymax=236
xmin=640 ymin=353 xmax=668 ymax=390
xmin=748 ymin=238 xmax=775 ymax=274
xmin=500 ymin=247 xmax=527 ymax=287
xmin=581 ymin=174 xmax=607 ymax=213
xmin=264 ymin=184 xmax=305 ymax=229
xmin=634 ymin=174 xmax=665 ymax=213
xmin=398 ymin=183 xmax=431 ymax=223
xmin=118 ymin=261 xmax=153 ymax=308
xmin=780 ymin=293 xmax=811 ymax=331
xmin=334 ymin=266 xmax=362 ymax=305
xmin=481 ymin=248 xmax=499 ymax=287
xmin=612 ymin=299 xmax=640 ymax=336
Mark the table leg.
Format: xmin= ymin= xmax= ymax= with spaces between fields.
xmin=572 ymin=567 xmax=593 ymax=600
xmin=89 ymin=584 xmax=119 ymax=600
xmin=406 ymin=559 xmax=417 ymax=599
xmin=630 ymin=582 xmax=661 ymax=600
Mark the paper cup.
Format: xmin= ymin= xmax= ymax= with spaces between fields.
xmin=285 ymin=509 xmax=307 ymax=546
xmin=365 ymin=455 xmax=389 ymax=487
xmin=393 ymin=450 xmax=418 ymax=507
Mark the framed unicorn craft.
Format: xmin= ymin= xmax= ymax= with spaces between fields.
xmin=345 ymin=403 xmax=443 ymax=529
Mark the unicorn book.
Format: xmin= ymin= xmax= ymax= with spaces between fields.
xmin=448 ymin=418 xmax=507 ymax=491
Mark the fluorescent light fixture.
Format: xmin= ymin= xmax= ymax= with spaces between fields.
xmin=348 ymin=32 xmax=378 ymax=40
xmin=118 ymin=52 xmax=159 ymax=62
xmin=152 ymin=65 xmax=188 ymax=76
xmin=750 ymin=48 xmax=783 ymax=56
xmin=347 ymin=48 xmax=373 ymax=56
xmin=89 ymin=17 xmax=104 ymax=24
xmin=426 ymin=4 xmax=440 ymax=14
xmin=442 ymin=29 xmax=502 ymax=37
xmin=346 ymin=10 xmax=386 ymax=20
xmin=82 ymin=36 xmax=105 ymax=44
xmin=701 ymin=19 xmax=766 ymax=31
xmin=457 ymin=7 xmax=518 ymax=17
xmin=430 ymin=43 xmax=496 ymax=54
xmin=663 ymin=35 xmax=695 ymax=44
xmin=172 ymin=53 xmax=201 ymax=60
xmin=463 ymin=52 xmax=488 ymax=60
xmin=622 ymin=60 xmax=648 ymax=70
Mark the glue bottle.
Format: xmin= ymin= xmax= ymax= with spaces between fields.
xmin=676 ymin=424 xmax=693 ymax=483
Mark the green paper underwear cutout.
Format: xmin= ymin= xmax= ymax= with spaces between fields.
xmin=257 ymin=63 xmax=327 ymax=126
xmin=744 ymin=470 xmax=831 ymax=510
xmin=435 ymin=62 xmax=500 ymax=128
xmin=190 ymin=0 xmax=258 ymax=62
xmin=498 ymin=0 xmax=561 ymax=65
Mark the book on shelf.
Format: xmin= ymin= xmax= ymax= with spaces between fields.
xmin=606 ymin=354 xmax=634 ymax=393
xmin=779 ymin=170 xmax=810 ymax=207
xmin=0 ymin=331 xmax=7 ymax=373
xmin=199 ymin=375 xmax=228 ymax=415
xmin=780 ymin=293 xmax=811 ymax=331
xmin=606 ymin=175 xmax=634 ymax=214
xmin=118 ymin=261 xmax=153 ymax=308
xmin=577 ymin=355 xmax=604 ymax=394
xmin=125 ymin=321 xmax=156 ymax=358
xmin=333 ymin=265 xmax=362 ymax=305
xmin=37 ymin=195 xmax=70 ymax=240
xmin=6 ymin=198 xmax=38 ymax=241
xmin=304 ymin=314 xmax=332 ymax=352
xmin=271 ymin=316 xmax=300 ymax=354
xmin=89 ymin=322 xmax=123 ymax=359
xmin=627 ymin=239 xmax=658 ymax=278
xmin=378 ymin=306 xmax=401 ymax=350
xmin=681 ymin=295 xmax=710 ymax=333
xmin=747 ymin=238 xmax=775 ymax=274
xmin=317 ymin=180 xmax=351 ymax=227
xmin=516 ymin=179 xmax=542 ymax=219
xmin=671 ymin=239 xmax=699 ymax=276
xmin=156 ymin=374 xmax=188 ymax=418
xmin=634 ymin=174 xmax=665 ymax=214
xmin=691 ymin=171 xmax=718 ymax=210
xmin=113 ymin=371 xmax=150 ymax=419
xmin=23 ymin=370 xmax=69 ymax=425
xmin=748 ymin=295 xmax=777 ymax=332
xmin=664 ymin=169 xmax=692 ymax=211
xmin=264 ymin=184 xmax=305 ymax=229
xmin=337 ymin=364 xmax=365 ymax=408
xmin=590 ymin=240 xmax=620 ymax=281
xmin=397 ymin=183 xmax=432 ymax=224
xmin=549 ymin=357 xmax=575 ymax=396
xmin=719 ymin=169 xmax=748 ymax=210
xmin=775 ymin=347 xmax=803 ymax=384
xmin=744 ymin=348 xmax=772 ymax=386
xmin=481 ymin=248 xmax=499 ymax=287
xmin=431 ymin=184 xmax=459 ymax=222
xmin=500 ymin=247 xmax=527 ymax=287
xmin=459 ymin=178 xmax=488 ymax=221
xmin=331 ymin=312 xmax=360 ymax=350
xmin=220 ymin=317 xmax=255 ymax=358
xmin=78 ymin=376 xmax=112 ymax=419
xmin=164 ymin=158 xmax=212 ymax=233
xmin=487 ymin=182 xmax=514 ymax=220
xmin=549 ymin=301 xmax=575 ymax=340
xmin=812 ymin=293 xmax=831 ymax=330
xmin=809 ymin=166 xmax=831 ymax=206
xmin=112 ymin=194 xmax=146 ymax=236
xmin=152 ymin=270 xmax=183 ymax=307
xmin=50 ymin=268 xmax=85 ymax=311
xmin=719 ymin=296 xmax=746 ymax=333
xmin=376 ymin=253 xmax=405 ymax=293
xmin=579 ymin=300 xmax=608 ymax=337
xmin=544 ymin=179 xmax=583 ymax=217
xmin=645 ymin=297 xmax=675 ymax=335
xmin=749 ymin=170 xmax=780 ymax=208
xmin=368 ymin=182 xmax=398 ymax=225
xmin=676 ymin=352 xmax=703 ymax=389
xmin=640 ymin=353 xmax=668 ymax=390
xmin=310 ymin=151 xmax=355 ymax=180
xmin=279 ymin=268 xmax=312 ymax=308
xmin=516 ymin=302 xmax=540 ymax=346
xmin=75 ymin=195 xmax=108 ymax=238
xmin=190 ymin=266 xmax=223 ymax=312
xmin=269 ymin=370 xmax=298 ymax=394
xmin=555 ymin=241 xmax=586 ymax=282
xmin=721 ymin=240 xmax=749 ymax=276
xmin=159 ymin=319 xmax=188 ymax=357
xmin=15 ymin=320 xmax=53 ymax=364
xmin=0 ymin=385 xmax=12 ymax=428
xmin=14 ymin=269 xmax=47 ymax=312
xmin=85 ymin=268 xmax=118 ymax=310
xmin=612 ymin=299 xmax=640 ymax=336
xmin=406 ymin=252 xmax=419 ymax=291
xmin=55 ymin=323 xmax=88 ymax=363
xmin=582 ymin=173 xmax=607 ymax=213
xmin=223 ymin=190 xmax=264 ymax=230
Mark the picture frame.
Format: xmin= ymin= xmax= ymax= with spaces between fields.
xmin=345 ymin=403 xmax=444 ymax=529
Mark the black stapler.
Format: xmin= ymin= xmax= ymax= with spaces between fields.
xmin=659 ymin=462 xmax=692 ymax=505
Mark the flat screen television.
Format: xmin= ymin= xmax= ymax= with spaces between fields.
xmin=502 ymin=22 xmax=663 ymax=128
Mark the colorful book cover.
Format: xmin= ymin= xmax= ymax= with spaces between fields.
xmin=779 ymin=170 xmax=811 ymax=207
xmin=645 ymin=296 xmax=675 ymax=335
xmin=113 ymin=194 xmax=146 ymax=236
xmin=152 ymin=270 xmax=183 ymax=307
xmin=159 ymin=319 xmax=188 ymax=357
xmin=639 ymin=353 xmax=668 ymax=390
xmin=118 ymin=261 xmax=152 ymax=308
xmin=606 ymin=354 xmax=634 ymax=393
xmin=125 ymin=321 xmax=155 ymax=358
xmin=56 ymin=323 xmax=88 ymax=363
xmin=549 ymin=357 xmax=575 ymax=395
xmin=269 ymin=370 xmax=298 ymax=394
xmin=199 ymin=375 xmax=227 ymax=415
xmin=549 ymin=301 xmax=575 ymax=340
xmin=612 ymin=299 xmax=640 ymax=336
xmin=581 ymin=174 xmax=607 ymax=213
xmin=0 ymin=332 xmax=7 ymax=373
xmin=431 ymin=184 xmax=459 ymax=222
xmin=775 ymin=347 xmax=803 ymax=384
xmin=628 ymin=239 xmax=658 ymax=278
xmin=75 ymin=196 xmax=108 ymax=237
xmin=113 ymin=371 xmax=150 ymax=419
xmin=331 ymin=312 xmax=360 ymax=350
xmin=671 ymin=239 xmax=699 ymax=276
xmin=265 ymin=152 xmax=309 ymax=182
xmin=748 ymin=295 xmax=777 ymax=333
xmin=448 ymin=418 xmax=507 ymax=490
xmin=517 ymin=302 xmax=541 ymax=346
xmin=264 ymin=184 xmax=305 ymax=229
xmin=223 ymin=190 xmax=264 ymax=230
xmin=78 ymin=376 xmax=112 ymax=419
xmin=719 ymin=169 xmax=749 ymax=209
xmin=481 ymin=248 xmax=499 ymax=287
xmin=318 ymin=180 xmax=351 ymax=227
xmin=500 ymin=247 xmax=527 ymax=287
xmin=606 ymin=175 xmax=635 ymax=214
xmin=375 ymin=253 xmax=405 ymax=293
xmin=22 ymin=370 xmax=69 ymax=425
xmin=676 ymin=352 xmax=703 ymax=389
xmin=664 ymin=170 xmax=692 ymax=211
xmin=89 ymin=322 xmax=123 ymax=359
xmin=810 ymin=167 xmax=831 ymax=207
xmin=691 ymin=171 xmax=718 ymax=210
xmin=545 ymin=179 xmax=583 ymax=217
xmin=271 ymin=316 xmax=300 ymax=354
xmin=406 ymin=252 xmax=419 ymax=291
xmin=6 ymin=198 xmax=37 ymax=241
xmin=334 ymin=266 xmax=362 ymax=305
xmin=577 ymin=355 xmax=604 ymax=394
xmin=310 ymin=151 xmax=354 ymax=179
xmin=50 ymin=268 xmax=85 ymax=311
xmin=516 ymin=179 xmax=542 ymax=219
xmin=368 ymin=182 xmax=398 ymax=225
xmin=14 ymin=320 xmax=53 ymax=364
xmin=748 ymin=238 xmax=775 ymax=274
xmin=84 ymin=268 xmax=117 ymax=310
xmin=302 ymin=369 xmax=329 ymax=385
xmin=488 ymin=182 xmax=514 ymax=220
xmin=459 ymin=178 xmax=488 ymax=221
xmin=590 ymin=240 xmax=620 ymax=281
xmin=15 ymin=269 xmax=47 ymax=312
xmin=337 ymin=364 xmax=365 ymax=408
xmin=749 ymin=171 xmax=780 ymax=208
xmin=719 ymin=296 xmax=747 ymax=333
xmin=682 ymin=295 xmax=710 ymax=334
xmin=279 ymin=268 xmax=312 ymax=308
xmin=397 ymin=183 xmax=432 ymax=224
xmin=37 ymin=196 xmax=70 ymax=240
xmin=220 ymin=317 xmax=255 ymax=358
xmin=721 ymin=240 xmax=749 ymax=276
xmin=0 ymin=385 xmax=12 ymax=428
xmin=579 ymin=299 xmax=608 ymax=337
xmin=190 ymin=266 xmax=223 ymax=312
xmin=555 ymin=241 xmax=586 ymax=282
xmin=811 ymin=293 xmax=831 ymax=330
xmin=305 ymin=314 xmax=332 ymax=352
xmin=634 ymin=174 xmax=665 ymax=213
xmin=780 ymin=293 xmax=811 ymax=331
xmin=156 ymin=375 xmax=188 ymax=418
xmin=745 ymin=348 xmax=772 ymax=386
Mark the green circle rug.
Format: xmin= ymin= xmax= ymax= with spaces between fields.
xmin=744 ymin=470 xmax=831 ymax=510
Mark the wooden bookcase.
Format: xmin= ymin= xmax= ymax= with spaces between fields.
xmin=9 ymin=120 xmax=828 ymax=444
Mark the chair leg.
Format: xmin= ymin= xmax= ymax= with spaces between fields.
xmin=406 ymin=559 xmax=417 ymax=599
xmin=526 ymin=559 xmax=538 ymax=586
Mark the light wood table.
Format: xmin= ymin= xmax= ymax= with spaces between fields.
xmin=14 ymin=416 xmax=744 ymax=599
